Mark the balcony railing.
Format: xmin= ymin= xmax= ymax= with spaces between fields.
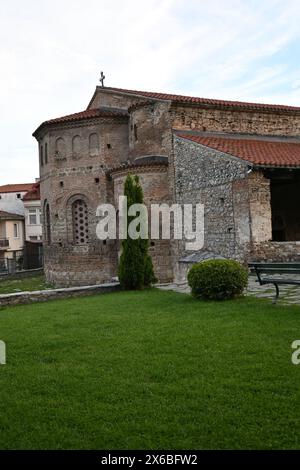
xmin=0 ymin=238 xmax=9 ymax=249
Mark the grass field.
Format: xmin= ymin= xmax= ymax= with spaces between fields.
xmin=0 ymin=289 xmax=300 ymax=449
xmin=0 ymin=274 xmax=51 ymax=294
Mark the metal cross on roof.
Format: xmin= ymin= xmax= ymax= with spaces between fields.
xmin=99 ymin=71 xmax=106 ymax=87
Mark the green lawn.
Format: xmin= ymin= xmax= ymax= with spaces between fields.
xmin=0 ymin=289 xmax=299 ymax=450
xmin=0 ymin=274 xmax=52 ymax=294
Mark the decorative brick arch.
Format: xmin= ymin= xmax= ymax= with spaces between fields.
xmin=66 ymin=193 xmax=91 ymax=244
xmin=72 ymin=199 xmax=89 ymax=244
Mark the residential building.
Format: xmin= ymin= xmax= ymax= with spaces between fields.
xmin=0 ymin=210 xmax=25 ymax=272
xmin=0 ymin=183 xmax=35 ymax=216
xmin=22 ymin=183 xmax=42 ymax=242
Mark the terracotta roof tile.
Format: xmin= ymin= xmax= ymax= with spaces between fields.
xmin=33 ymin=107 xmax=128 ymax=136
xmin=98 ymin=86 xmax=300 ymax=113
xmin=0 ymin=183 xmax=35 ymax=194
xmin=176 ymin=133 xmax=300 ymax=168
xmin=22 ymin=183 xmax=40 ymax=201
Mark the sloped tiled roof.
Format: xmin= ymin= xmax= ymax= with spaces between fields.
xmin=94 ymin=86 xmax=300 ymax=113
xmin=33 ymin=107 xmax=128 ymax=136
xmin=0 ymin=183 xmax=35 ymax=194
xmin=23 ymin=183 xmax=40 ymax=201
xmin=176 ymin=133 xmax=300 ymax=168
xmin=0 ymin=210 xmax=24 ymax=220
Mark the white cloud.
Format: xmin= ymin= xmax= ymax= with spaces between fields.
xmin=0 ymin=0 xmax=300 ymax=184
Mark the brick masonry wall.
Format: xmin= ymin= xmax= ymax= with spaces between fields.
xmin=128 ymin=102 xmax=176 ymax=239
xmin=129 ymin=102 xmax=172 ymax=159
xmin=111 ymin=164 xmax=174 ymax=283
xmin=39 ymin=118 xmax=129 ymax=179
xmin=38 ymin=118 xmax=129 ymax=287
xmin=44 ymin=241 xmax=118 ymax=287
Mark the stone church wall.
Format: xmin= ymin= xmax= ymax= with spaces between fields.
xmin=173 ymin=136 xmax=300 ymax=276
xmin=111 ymin=163 xmax=173 ymax=283
xmin=251 ymin=241 xmax=300 ymax=261
xmin=248 ymin=172 xmax=272 ymax=243
xmin=38 ymin=117 xmax=129 ymax=287
xmin=42 ymin=170 xmax=119 ymax=287
xmin=38 ymin=118 xmax=129 ymax=178
xmin=88 ymin=88 xmax=150 ymax=110
xmin=129 ymin=101 xmax=172 ymax=159
xmin=36 ymin=88 xmax=300 ymax=287
xmin=173 ymin=135 xmax=254 ymax=281
xmin=171 ymin=104 xmax=300 ymax=136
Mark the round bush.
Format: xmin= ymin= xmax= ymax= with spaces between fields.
xmin=187 ymin=259 xmax=248 ymax=300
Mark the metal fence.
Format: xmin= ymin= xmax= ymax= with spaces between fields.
xmin=0 ymin=244 xmax=43 ymax=276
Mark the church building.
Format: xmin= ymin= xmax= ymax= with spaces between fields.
xmin=33 ymin=85 xmax=300 ymax=286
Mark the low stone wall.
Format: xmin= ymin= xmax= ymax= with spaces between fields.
xmin=0 ymin=282 xmax=120 ymax=307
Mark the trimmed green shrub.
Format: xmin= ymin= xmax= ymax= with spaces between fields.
xmin=187 ymin=259 xmax=248 ymax=300
xmin=118 ymin=174 xmax=157 ymax=290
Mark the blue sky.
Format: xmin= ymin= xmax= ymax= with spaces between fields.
xmin=0 ymin=0 xmax=300 ymax=184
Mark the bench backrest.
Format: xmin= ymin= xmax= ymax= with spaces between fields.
xmin=249 ymin=262 xmax=300 ymax=275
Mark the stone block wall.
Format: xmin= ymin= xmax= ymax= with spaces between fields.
xmin=173 ymin=135 xmax=251 ymax=277
xmin=251 ymin=241 xmax=300 ymax=262
xmin=248 ymin=172 xmax=272 ymax=243
xmin=0 ymin=282 xmax=120 ymax=307
xmin=171 ymin=104 xmax=300 ymax=136
xmin=173 ymin=135 xmax=300 ymax=273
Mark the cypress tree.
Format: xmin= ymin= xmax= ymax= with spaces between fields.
xmin=118 ymin=174 xmax=157 ymax=290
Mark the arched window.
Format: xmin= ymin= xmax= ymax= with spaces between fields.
xmin=44 ymin=202 xmax=51 ymax=244
xmin=72 ymin=199 xmax=89 ymax=244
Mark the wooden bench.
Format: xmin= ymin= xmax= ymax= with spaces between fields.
xmin=248 ymin=262 xmax=300 ymax=303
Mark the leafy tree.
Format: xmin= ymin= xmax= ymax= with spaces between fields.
xmin=118 ymin=174 xmax=157 ymax=289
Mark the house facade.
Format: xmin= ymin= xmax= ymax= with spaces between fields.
xmin=0 ymin=210 xmax=25 ymax=272
xmin=22 ymin=183 xmax=42 ymax=242
xmin=0 ymin=183 xmax=42 ymax=272
xmin=33 ymin=86 xmax=300 ymax=287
